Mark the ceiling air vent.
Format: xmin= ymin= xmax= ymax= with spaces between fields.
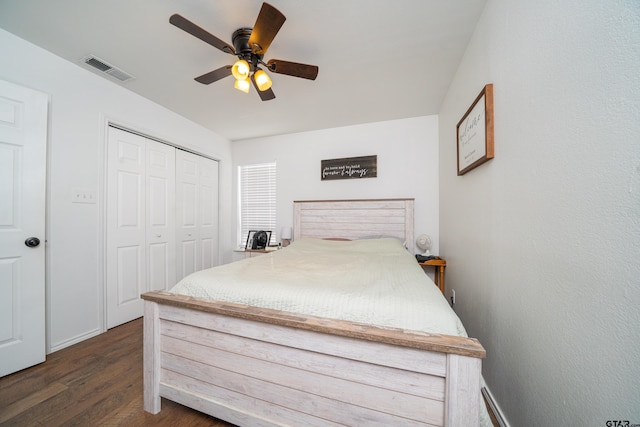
xmin=81 ymin=55 xmax=135 ymax=82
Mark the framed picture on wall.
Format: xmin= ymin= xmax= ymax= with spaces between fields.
xmin=456 ymin=84 xmax=494 ymax=175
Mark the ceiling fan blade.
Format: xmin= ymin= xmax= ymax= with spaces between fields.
xmin=251 ymin=74 xmax=276 ymax=101
xmin=170 ymin=14 xmax=235 ymax=55
xmin=266 ymin=59 xmax=319 ymax=80
xmin=248 ymin=3 xmax=286 ymax=55
xmin=194 ymin=65 xmax=232 ymax=84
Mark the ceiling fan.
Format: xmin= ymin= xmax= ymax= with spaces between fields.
xmin=170 ymin=2 xmax=319 ymax=101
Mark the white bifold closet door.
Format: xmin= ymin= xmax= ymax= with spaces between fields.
xmin=106 ymin=127 xmax=219 ymax=328
xmin=175 ymin=150 xmax=219 ymax=282
xmin=106 ymin=127 xmax=176 ymax=328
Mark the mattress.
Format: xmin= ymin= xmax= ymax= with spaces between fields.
xmin=170 ymin=237 xmax=468 ymax=338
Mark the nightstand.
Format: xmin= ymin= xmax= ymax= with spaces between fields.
xmin=244 ymin=248 xmax=278 ymax=258
xmin=419 ymin=257 xmax=446 ymax=294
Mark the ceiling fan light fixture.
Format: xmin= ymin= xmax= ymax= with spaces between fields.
xmin=231 ymin=59 xmax=250 ymax=80
xmin=254 ymin=69 xmax=272 ymax=91
xmin=234 ymin=77 xmax=250 ymax=93
xmin=170 ymin=3 xmax=318 ymax=102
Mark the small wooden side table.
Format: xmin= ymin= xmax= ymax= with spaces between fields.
xmin=419 ymin=257 xmax=446 ymax=294
xmin=244 ymin=248 xmax=278 ymax=258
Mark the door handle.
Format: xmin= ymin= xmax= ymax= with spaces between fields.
xmin=25 ymin=237 xmax=41 ymax=248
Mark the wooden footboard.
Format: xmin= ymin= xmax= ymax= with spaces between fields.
xmin=142 ymin=291 xmax=485 ymax=426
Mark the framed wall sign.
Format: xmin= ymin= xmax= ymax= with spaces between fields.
xmin=456 ymin=84 xmax=494 ymax=175
xmin=321 ymin=155 xmax=377 ymax=181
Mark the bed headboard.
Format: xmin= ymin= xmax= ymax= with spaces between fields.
xmin=293 ymin=198 xmax=415 ymax=252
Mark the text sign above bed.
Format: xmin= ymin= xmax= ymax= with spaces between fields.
xmin=321 ymin=155 xmax=377 ymax=180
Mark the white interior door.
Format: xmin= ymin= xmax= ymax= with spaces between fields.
xmin=0 ymin=80 xmax=48 ymax=377
xmin=176 ymin=150 xmax=219 ymax=281
xmin=106 ymin=127 xmax=175 ymax=328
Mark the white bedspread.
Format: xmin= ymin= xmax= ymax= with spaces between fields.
xmin=171 ymin=237 xmax=468 ymax=337
xmin=172 ymin=237 xmax=491 ymax=426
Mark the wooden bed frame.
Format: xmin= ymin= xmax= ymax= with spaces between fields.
xmin=293 ymin=198 xmax=416 ymax=252
xmin=142 ymin=199 xmax=486 ymax=426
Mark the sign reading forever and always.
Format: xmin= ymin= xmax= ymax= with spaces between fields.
xmin=321 ymin=155 xmax=377 ymax=181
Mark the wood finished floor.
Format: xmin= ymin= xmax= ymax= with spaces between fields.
xmin=1 ymin=318 xmax=499 ymax=427
xmin=0 ymin=318 xmax=233 ymax=427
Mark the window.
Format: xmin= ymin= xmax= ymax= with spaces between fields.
xmin=238 ymin=162 xmax=277 ymax=248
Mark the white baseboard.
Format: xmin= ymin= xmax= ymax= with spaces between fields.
xmin=48 ymin=327 xmax=103 ymax=353
xmin=482 ymin=385 xmax=510 ymax=427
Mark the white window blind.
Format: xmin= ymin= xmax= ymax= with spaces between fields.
xmin=238 ymin=162 xmax=277 ymax=247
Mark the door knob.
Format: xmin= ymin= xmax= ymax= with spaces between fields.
xmin=25 ymin=237 xmax=41 ymax=248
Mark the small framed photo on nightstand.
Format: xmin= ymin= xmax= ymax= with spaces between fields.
xmin=245 ymin=230 xmax=258 ymax=250
xmin=245 ymin=230 xmax=272 ymax=250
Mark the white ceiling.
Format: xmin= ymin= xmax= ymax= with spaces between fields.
xmin=0 ymin=0 xmax=486 ymax=141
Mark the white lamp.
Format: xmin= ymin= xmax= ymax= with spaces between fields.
xmin=280 ymin=227 xmax=292 ymax=247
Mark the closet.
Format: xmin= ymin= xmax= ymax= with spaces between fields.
xmin=176 ymin=149 xmax=219 ymax=281
xmin=106 ymin=127 xmax=218 ymax=328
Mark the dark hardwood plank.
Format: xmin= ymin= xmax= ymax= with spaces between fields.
xmin=0 ymin=318 xmax=234 ymax=426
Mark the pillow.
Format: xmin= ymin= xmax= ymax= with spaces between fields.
xmin=322 ymin=237 xmax=352 ymax=241
xmin=357 ymin=235 xmax=408 ymax=251
xmin=357 ymin=235 xmax=403 ymax=241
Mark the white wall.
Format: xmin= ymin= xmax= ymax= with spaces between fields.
xmin=232 ymin=116 xmax=439 ymax=255
xmin=439 ymin=0 xmax=640 ymax=425
xmin=0 ymin=29 xmax=233 ymax=352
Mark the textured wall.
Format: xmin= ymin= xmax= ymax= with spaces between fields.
xmin=439 ymin=0 xmax=640 ymax=425
xmin=232 ymin=116 xmax=440 ymax=255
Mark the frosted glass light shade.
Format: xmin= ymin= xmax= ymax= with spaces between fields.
xmin=231 ymin=59 xmax=250 ymax=80
xmin=234 ymin=77 xmax=250 ymax=93
xmin=253 ymin=69 xmax=272 ymax=91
